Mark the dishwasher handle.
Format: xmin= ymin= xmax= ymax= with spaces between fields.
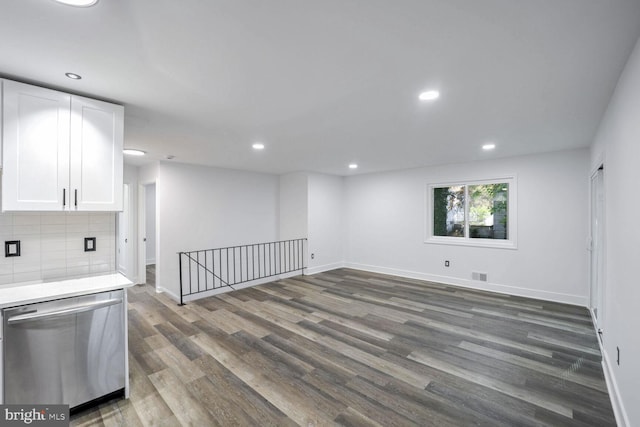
xmin=7 ymin=298 xmax=122 ymax=324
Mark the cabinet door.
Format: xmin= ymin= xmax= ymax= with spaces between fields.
xmin=1 ymin=80 xmax=71 ymax=211
xmin=69 ymin=96 xmax=124 ymax=211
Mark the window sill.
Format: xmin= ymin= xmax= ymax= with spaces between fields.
xmin=424 ymin=236 xmax=517 ymax=250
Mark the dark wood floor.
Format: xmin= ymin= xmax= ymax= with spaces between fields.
xmin=71 ymin=268 xmax=615 ymax=426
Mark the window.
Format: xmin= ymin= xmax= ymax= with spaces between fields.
xmin=427 ymin=177 xmax=516 ymax=248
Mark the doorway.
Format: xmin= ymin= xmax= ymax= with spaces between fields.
xmin=590 ymin=166 xmax=605 ymax=335
xmin=137 ymin=183 xmax=156 ymax=286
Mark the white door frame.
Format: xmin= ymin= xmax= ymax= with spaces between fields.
xmin=117 ymin=183 xmax=133 ymax=279
xmin=589 ymin=165 xmax=605 ymax=337
xmin=138 ymin=181 xmax=158 ymax=286
xmin=137 ymin=184 xmax=146 ymax=285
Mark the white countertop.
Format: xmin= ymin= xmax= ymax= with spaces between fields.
xmin=0 ymin=273 xmax=134 ymax=309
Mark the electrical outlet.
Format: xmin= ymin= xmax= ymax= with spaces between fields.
xmin=311 ymin=253 xmax=315 ymax=260
xmin=84 ymin=237 xmax=97 ymax=252
xmin=445 ymin=260 xmax=450 ymax=267
xmin=5 ymin=240 xmax=20 ymax=257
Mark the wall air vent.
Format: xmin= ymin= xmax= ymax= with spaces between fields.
xmin=472 ymin=272 xmax=488 ymax=282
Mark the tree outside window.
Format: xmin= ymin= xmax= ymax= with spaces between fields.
xmin=432 ymin=182 xmax=509 ymax=240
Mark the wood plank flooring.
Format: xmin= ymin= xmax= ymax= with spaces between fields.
xmin=71 ymin=268 xmax=615 ymax=426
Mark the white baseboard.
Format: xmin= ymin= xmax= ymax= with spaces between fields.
xmin=344 ymin=262 xmax=588 ymax=306
xmin=601 ymin=349 xmax=629 ymax=427
xmin=155 ymin=286 xmax=181 ymax=302
xmin=589 ymin=308 xmax=630 ymax=427
xmin=306 ymin=261 xmax=345 ymax=276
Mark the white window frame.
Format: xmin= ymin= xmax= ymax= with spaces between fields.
xmin=425 ymin=176 xmax=518 ymax=249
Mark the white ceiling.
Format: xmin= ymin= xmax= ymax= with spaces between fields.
xmin=2 ymin=1 xmax=640 ymax=176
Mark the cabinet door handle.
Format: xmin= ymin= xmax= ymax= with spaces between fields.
xmin=74 ymin=189 xmax=78 ymax=207
xmin=63 ymin=188 xmax=66 ymax=207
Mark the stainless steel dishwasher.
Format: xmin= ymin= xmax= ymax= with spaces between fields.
xmin=2 ymin=289 xmax=125 ymax=409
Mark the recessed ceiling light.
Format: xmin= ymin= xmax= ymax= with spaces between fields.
xmin=482 ymin=143 xmax=496 ymax=150
xmin=349 ymin=163 xmax=358 ymax=169
xmin=419 ymin=90 xmax=440 ymax=101
xmin=252 ymin=143 xmax=265 ymax=150
xmin=54 ymin=0 xmax=99 ymax=7
xmin=65 ymin=72 xmax=82 ymax=80
xmin=123 ymin=149 xmax=145 ymax=156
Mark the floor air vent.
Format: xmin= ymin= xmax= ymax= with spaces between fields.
xmin=472 ymin=272 xmax=488 ymax=282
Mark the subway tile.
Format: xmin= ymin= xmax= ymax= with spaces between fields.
xmin=0 ymin=225 xmax=14 ymax=239
xmin=41 ymin=268 xmax=68 ymax=280
xmin=89 ymin=263 xmax=111 ymax=274
xmin=66 ymin=266 xmax=90 ymax=278
xmin=13 ymin=225 xmax=41 ymax=236
xmin=66 ymin=213 xmax=90 ymax=224
xmin=14 ymin=261 xmax=41 ymax=274
xmin=41 ymin=236 xmax=67 ymax=253
xmin=65 ymin=238 xmax=85 ymax=252
xmin=41 ymin=259 xmax=67 ymax=271
xmin=0 ymin=274 xmax=16 ymax=285
xmin=13 ymin=215 xmax=41 ymax=226
xmin=89 ymin=254 xmax=113 ymax=265
xmin=66 ymin=256 xmax=90 ymax=268
xmin=89 ymin=213 xmax=114 ymax=224
xmin=12 ymin=271 xmax=42 ymax=284
xmin=41 ymin=250 xmax=67 ymax=262
xmin=40 ymin=214 xmax=67 ymax=225
xmin=66 ymin=223 xmax=90 ymax=234
xmin=0 ymin=264 xmax=13 ymax=275
xmin=0 ymin=214 xmax=14 ymax=226
xmin=41 ymin=224 xmax=67 ymax=234
xmin=89 ymin=222 xmax=111 ymax=232
xmin=15 ymin=239 xmax=41 ymax=257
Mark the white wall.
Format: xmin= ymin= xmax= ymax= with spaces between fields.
xmin=145 ymin=183 xmax=156 ymax=264
xmin=0 ymin=211 xmax=116 ymax=285
xmin=138 ymin=162 xmax=158 ymax=185
xmin=589 ymin=37 xmax=640 ymax=427
xmin=344 ymin=149 xmax=589 ymax=305
xmin=307 ymin=173 xmax=345 ymax=274
xmin=279 ymin=173 xmax=308 ymax=240
xmin=157 ymin=162 xmax=279 ymax=298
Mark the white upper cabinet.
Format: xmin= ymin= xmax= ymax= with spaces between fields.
xmin=1 ymin=79 xmax=124 ymax=211
xmin=70 ymin=96 xmax=124 ymax=211
xmin=1 ymin=80 xmax=71 ymax=211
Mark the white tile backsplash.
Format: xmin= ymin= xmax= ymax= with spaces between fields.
xmin=0 ymin=214 xmax=13 ymax=226
xmin=41 ymin=214 xmax=66 ymax=225
xmin=0 ymin=212 xmax=117 ymax=284
xmin=13 ymin=215 xmax=41 ymax=226
xmin=41 ymin=224 xmax=67 ymax=234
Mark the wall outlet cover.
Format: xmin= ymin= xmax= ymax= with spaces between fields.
xmin=84 ymin=237 xmax=97 ymax=252
xmin=5 ymin=240 xmax=21 ymax=257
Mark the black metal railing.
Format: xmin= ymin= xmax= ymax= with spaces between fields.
xmin=178 ymin=238 xmax=307 ymax=305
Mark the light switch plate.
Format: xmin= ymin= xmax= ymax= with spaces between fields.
xmin=5 ymin=240 xmax=21 ymax=257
